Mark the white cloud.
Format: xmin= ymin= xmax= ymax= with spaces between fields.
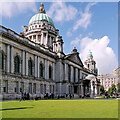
xmin=66 ymin=31 xmax=72 ymax=37
xmin=70 ymin=34 xmax=82 ymax=46
xmin=71 ymin=37 xmax=80 ymax=46
xmin=88 ymin=32 xmax=93 ymax=36
xmin=73 ymin=3 xmax=96 ymax=31
xmin=47 ymin=2 xmax=78 ymax=22
xmin=0 ymin=1 xmax=37 ymax=18
xmin=72 ymin=35 xmax=118 ymax=75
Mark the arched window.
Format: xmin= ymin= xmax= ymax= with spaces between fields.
xmin=49 ymin=65 xmax=52 ymax=79
xmin=14 ymin=56 xmax=20 ymax=73
xmin=40 ymin=63 xmax=43 ymax=77
xmin=28 ymin=58 xmax=33 ymax=75
xmin=0 ymin=52 xmax=4 ymax=70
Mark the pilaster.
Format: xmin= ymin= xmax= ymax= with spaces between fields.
xmin=11 ymin=46 xmax=14 ymax=73
xmin=22 ymin=51 xmax=25 ymax=75
xmin=53 ymin=62 xmax=55 ymax=81
xmin=37 ymin=57 xmax=40 ymax=78
xmin=6 ymin=45 xmax=10 ymax=73
xmin=70 ymin=66 xmax=73 ymax=82
xmin=75 ymin=68 xmax=78 ymax=82
xmin=65 ymin=63 xmax=68 ymax=81
xmin=34 ymin=55 xmax=37 ymax=78
xmin=25 ymin=52 xmax=28 ymax=76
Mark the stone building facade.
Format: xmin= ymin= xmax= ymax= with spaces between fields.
xmin=98 ymin=67 xmax=120 ymax=91
xmin=0 ymin=3 xmax=100 ymax=99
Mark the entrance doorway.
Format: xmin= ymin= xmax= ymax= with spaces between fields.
xmin=74 ymin=86 xmax=78 ymax=94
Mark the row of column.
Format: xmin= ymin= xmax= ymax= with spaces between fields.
xmin=64 ymin=63 xmax=82 ymax=83
xmin=80 ymin=82 xmax=100 ymax=96
xmin=6 ymin=45 xmax=55 ymax=80
xmin=7 ymin=45 xmax=14 ymax=73
xmin=29 ymin=32 xmax=53 ymax=48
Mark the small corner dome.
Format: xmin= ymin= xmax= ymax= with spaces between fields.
xmin=86 ymin=74 xmax=95 ymax=80
xmin=28 ymin=3 xmax=54 ymax=26
xmin=87 ymin=50 xmax=93 ymax=58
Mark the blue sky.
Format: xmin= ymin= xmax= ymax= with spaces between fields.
xmin=1 ymin=2 xmax=118 ymax=74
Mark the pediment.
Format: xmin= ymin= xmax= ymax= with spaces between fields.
xmin=65 ymin=53 xmax=83 ymax=67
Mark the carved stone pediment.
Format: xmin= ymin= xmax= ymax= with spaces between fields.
xmin=65 ymin=53 xmax=83 ymax=67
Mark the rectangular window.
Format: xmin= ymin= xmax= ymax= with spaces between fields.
xmin=50 ymin=85 xmax=51 ymax=93
xmin=20 ymin=82 xmax=24 ymax=92
xmin=53 ymin=85 xmax=54 ymax=93
xmin=33 ymin=83 xmax=36 ymax=94
xmin=40 ymin=84 xmax=43 ymax=94
xmin=14 ymin=82 xmax=19 ymax=94
xmin=3 ymin=81 xmax=8 ymax=93
xmin=44 ymin=84 xmax=46 ymax=94
xmin=29 ymin=83 xmax=32 ymax=94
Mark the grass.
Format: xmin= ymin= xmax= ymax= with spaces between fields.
xmin=1 ymin=99 xmax=118 ymax=118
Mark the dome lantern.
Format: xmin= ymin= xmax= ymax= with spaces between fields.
xmin=38 ymin=2 xmax=46 ymax=14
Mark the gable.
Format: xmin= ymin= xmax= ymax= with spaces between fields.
xmin=65 ymin=53 xmax=83 ymax=67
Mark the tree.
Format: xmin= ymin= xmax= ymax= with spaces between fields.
xmin=117 ymin=83 xmax=120 ymax=92
xmin=108 ymin=84 xmax=116 ymax=95
xmin=100 ymin=85 xmax=105 ymax=95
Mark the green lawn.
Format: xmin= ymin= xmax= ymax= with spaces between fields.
xmin=1 ymin=99 xmax=118 ymax=118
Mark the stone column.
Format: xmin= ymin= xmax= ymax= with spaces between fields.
xmin=65 ymin=63 xmax=68 ymax=81
xmin=45 ymin=59 xmax=47 ymax=80
xmin=32 ymin=35 xmax=33 ymax=41
xmin=34 ymin=56 xmax=37 ymax=78
xmin=47 ymin=61 xmax=49 ymax=79
xmin=25 ymin=52 xmax=28 ymax=76
xmin=53 ymin=62 xmax=55 ymax=81
xmin=36 ymin=35 xmax=38 ymax=43
xmin=41 ymin=32 xmax=44 ymax=45
xmin=80 ymin=70 xmax=82 ymax=79
xmin=37 ymin=57 xmax=40 ymax=78
xmin=53 ymin=42 xmax=55 ymax=52
xmin=6 ymin=45 xmax=10 ymax=73
xmin=22 ymin=51 xmax=25 ymax=76
xmin=89 ymin=82 xmax=91 ymax=95
xmin=75 ymin=68 xmax=78 ymax=83
xmin=81 ymin=83 xmax=84 ymax=95
xmin=50 ymin=36 xmax=52 ymax=47
xmin=70 ymin=66 xmax=73 ymax=82
xmin=90 ymin=82 xmax=93 ymax=97
xmin=45 ymin=32 xmax=48 ymax=47
xmin=11 ymin=46 xmax=14 ymax=73
xmin=95 ymin=83 xmax=97 ymax=96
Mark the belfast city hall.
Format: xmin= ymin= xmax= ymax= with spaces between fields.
xmin=0 ymin=3 xmax=100 ymax=99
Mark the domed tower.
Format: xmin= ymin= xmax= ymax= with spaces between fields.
xmin=23 ymin=3 xmax=63 ymax=52
xmin=84 ymin=51 xmax=98 ymax=74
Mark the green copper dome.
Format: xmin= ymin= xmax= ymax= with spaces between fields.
xmin=29 ymin=3 xmax=54 ymax=26
xmin=29 ymin=13 xmax=54 ymax=26
xmin=86 ymin=74 xmax=95 ymax=80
